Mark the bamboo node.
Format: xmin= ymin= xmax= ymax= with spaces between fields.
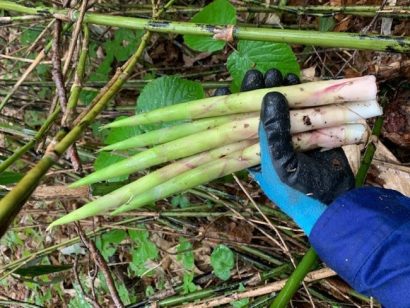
xmin=213 ymin=25 xmax=235 ymax=42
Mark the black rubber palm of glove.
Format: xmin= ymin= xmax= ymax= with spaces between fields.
xmin=241 ymin=69 xmax=354 ymax=205
xmin=262 ymin=92 xmax=355 ymax=204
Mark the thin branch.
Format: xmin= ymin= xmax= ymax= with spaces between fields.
xmin=73 ymin=255 xmax=102 ymax=308
xmin=179 ymin=268 xmax=336 ymax=307
xmin=51 ymin=20 xmax=68 ymax=113
xmin=62 ymin=0 xmax=89 ymax=75
xmin=75 ymin=221 xmax=124 ymax=308
xmin=232 ymin=174 xmax=315 ymax=307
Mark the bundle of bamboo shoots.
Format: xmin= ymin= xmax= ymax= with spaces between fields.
xmin=49 ymin=76 xmax=381 ymax=228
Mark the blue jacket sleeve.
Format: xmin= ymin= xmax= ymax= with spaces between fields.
xmin=310 ymin=187 xmax=410 ymax=308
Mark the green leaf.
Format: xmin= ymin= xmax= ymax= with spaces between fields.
xmin=104 ymin=116 xmax=143 ymax=145
xmin=227 ymin=40 xmax=300 ymax=92
xmin=69 ymin=282 xmax=93 ymax=308
xmin=176 ymin=237 xmax=195 ymax=270
xmin=110 ymin=28 xmax=143 ymax=62
xmin=319 ymin=17 xmax=336 ymax=32
xmin=80 ymin=57 xmax=113 ymax=106
xmin=129 ymin=228 xmax=158 ymax=277
xmin=0 ymin=172 xmax=22 ymax=185
xmin=36 ymin=63 xmax=50 ymax=77
xmin=184 ymin=0 xmax=236 ymax=52
xmin=210 ymin=244 xmax=234 ymax=281
xmin=90 ymin=121 xmax=109 ymax=142
xmin=94 ymin=152 xmax=129 ymax=183
xmin=20 ymin=28 xmax=41 ymax=45
xmin=24 ymin=110 xmax=47 ymax=128
xmin=171 ymin=194 xmax=190 ymax=209
xmin=232 ymin=283 xmax=250 ymax=308
xmin=95 ymin=229 xmax=127 ymax=260
xmin=15 ymin=264 xmax=72 ymax=277
xmin=116 ymin=280 xmax=136 ymax=305
xmin=182 ymin=272 xmax=197 ymax=294
xmin=145 ymin=285 xmax=155 ymax=297
xmin=136 ymin=76 xmax=205 ymax=132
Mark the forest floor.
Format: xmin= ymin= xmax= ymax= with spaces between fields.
xmin=0 ymin=0 xmax=409 ymax=307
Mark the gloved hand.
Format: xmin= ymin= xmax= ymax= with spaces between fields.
xmin=240 ymin=69 xmax=355 ymax=235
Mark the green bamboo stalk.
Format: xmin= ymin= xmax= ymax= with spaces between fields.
xmin=270 ymin=247 xmax=318 ymax=308
xmin=0 ymin=32 xmax=152 ymax=238
xmin=155 ymin=264 xmax=291 ymax=307
xmin=0 ymin=23 xmax=71 ymax=111
xmin=101 ymin=113 xmax=257 ymax=151
xmin=101 ymin=0 xmax=410 ymax=19
xmin=0 ymin=14 xmax=46 ymax=23
xmin=236 ymin=245 xmax=283 ymax=266
xmin=105 ymin=3 xmax=410 ymax=18
xmin=105 ymin=76 xmax=377 ymax=128
xmin=250 ymin=293 xmax=278 ymax=308
xmin=0 ymin=1 xmax=409 ymax=52
xmin=355 ymin=115 xmax=384 ymax=187
xmin=48 ymin=140 xmax=255 ymax=227
xmin=0 ymin=107 xmax=60 ymax=173
xmin=62 ymin=25 xmax=89 ymax=126
xmin=0 ymin=80 xmax=229 ymax=89
xmin=70 ymin=117 xmax=259 ymax=187
xmin=245 ymin=3 xmax=410 ymax=18
xmin=0 ymin=26 xmax=89 ymax=174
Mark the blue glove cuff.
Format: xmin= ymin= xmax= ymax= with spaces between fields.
xmin=251 ymin=127 xmax=326 ymax=235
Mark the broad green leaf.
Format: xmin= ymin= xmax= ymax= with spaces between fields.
xmin=68 ymin=283 xmax=93 ymax=308
xmin=36 ymin=63 xmax=50 ymax=77
xmin=90 ymin=121 xmax=109 ymax=142
xmin=0 ymin=172 xmax=22 ymax=185
xmin=227 ymin=40 xmax=300 ymax=92
xmin=80 ymin=58 xmax=112 ymax=106
xmin=15 ymin=264 xmax=72 ymax=277
xmin=81 ymin=28 xmax=142 ymax=107
xmin=110 ymin=28 xmax=143 ymax=62
xmin=184 ymin=0 xmax=236 ymax=52
xmin=210 ymin=244 xmax=234 ymax=281
xmin=176 ymin=237 xmax=195 ymax=270
xmin=104 ymin=116 xmax=143 ymax=145
xmin=95 ymin=229 xmax=127 ymax=260
xmin=129 ymin=228 xmax=158 ymax=277
xmin=94 ymin=152 xmax=128 ymax=183
xmin=136 ymin=76 xmax=205 ymax=132
xmin=20 ymin=28 xmax=42 ymax=45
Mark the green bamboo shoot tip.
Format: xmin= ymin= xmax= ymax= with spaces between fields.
xmin=49 ymin=140 xmax=256 ymax=228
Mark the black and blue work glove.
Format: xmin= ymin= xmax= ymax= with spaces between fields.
xmin=237 ymin=70 xmax=410 ymax=308
xmin=240 ymin=69 xmax=355 ymax=235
